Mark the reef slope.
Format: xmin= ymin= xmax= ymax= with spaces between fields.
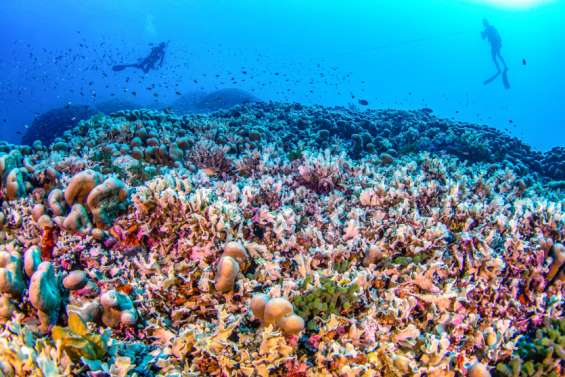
xmin=0 ymin=102 xmax=563 ymax=377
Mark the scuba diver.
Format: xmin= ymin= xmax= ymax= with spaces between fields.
xmin=481 ymin=19 xmax=510 ymax=89
xmin=113 ymin=42 xmax=167 ymax=73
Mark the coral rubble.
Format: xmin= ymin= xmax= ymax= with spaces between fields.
xmin=0 ymin=102 xmax=563 ymax=376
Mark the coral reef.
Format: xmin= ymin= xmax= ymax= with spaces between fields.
xmin=21 ymin=104 xmax=97 ymax=146
xmin=172 ymin=88 xmax=259 ymax=114
xmin=0 ymin=102 xmax=563 ymax=376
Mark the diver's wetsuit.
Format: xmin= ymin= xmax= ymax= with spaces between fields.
xmin=137 ymin=43 xmax=167 ymax=73
xmin=112 ymin=42 xmax=167 ymax=73
xmin=482 ymin=21 xmax=507 ymax=73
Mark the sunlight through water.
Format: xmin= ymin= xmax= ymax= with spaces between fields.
xmin=472 ymin=0 xmax=555 ymax=9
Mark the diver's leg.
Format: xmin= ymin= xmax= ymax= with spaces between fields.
xmin=498 ymin=51 xmax=508 ymax=70
xmin=491 ymin=48 xmax=501 ymax=72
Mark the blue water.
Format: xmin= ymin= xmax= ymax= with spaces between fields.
xmin=1 ymin=0 xmax=564 ymax=150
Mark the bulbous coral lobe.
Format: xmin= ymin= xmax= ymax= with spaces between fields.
xmin=64 ymin=169 xmax=103 ymax=205
xmin=214 ymin=241 xmax=250 ymax=293
xmin=0 ymin=251 xmax=25 ymax=297
xmin=47 ymin=188 xmax=67 ymax=216
xmin=468 ymin=362 xmax=491 ymax=377
xmin=251 ymin=294 xmax=305 ymax=336
xmin=5 ymin=168 xmax=26 ymax=200
xmin=86 ymin=177 xmax=129 ymax=229
xmin=29 ymin=262 xmax=62 ymax=333
xmin=100 ymin=289 xmax=138 ymax=328
xmin=23 ymin=245 xmax=41 ymax=278
xmin=215 ymin=256 xmax=240 ymax=293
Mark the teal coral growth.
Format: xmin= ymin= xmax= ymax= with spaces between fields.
xmin=494 ymin=319 xmax=564 ymax=377
xmin=293 ymin=276 xmax=359 ymax=330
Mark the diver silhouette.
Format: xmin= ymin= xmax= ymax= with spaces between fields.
xmin=113 ymin=42 xmax=167 ymax=73
xmin=481 ymin=19 xmax=510 ymax=89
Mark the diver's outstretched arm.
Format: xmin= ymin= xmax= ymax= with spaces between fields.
xmin=112 ymin=63 xmax=140 ymax=72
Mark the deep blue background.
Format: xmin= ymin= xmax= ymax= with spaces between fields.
xmin=1 ymin=0 xmax=563 ymax=150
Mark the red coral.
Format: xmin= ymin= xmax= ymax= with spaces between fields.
xmin=40 ymin=226 xmax=56 ymax=260
xmin=284 ymin=359 xmax=308 ymax=377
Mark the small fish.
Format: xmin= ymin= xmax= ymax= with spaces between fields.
xmin=176 ymin=91 xmax=182 ymax=95
xmin=522 ymin=58 xmax=527 ymax=65
xmin=358 ymin=99 xmax=369 ymax=106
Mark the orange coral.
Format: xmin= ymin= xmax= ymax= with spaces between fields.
xmin=40 ymin=226 xmax=56 ymax=260
xmin=110 ymin=223 xmax=142 ymax=249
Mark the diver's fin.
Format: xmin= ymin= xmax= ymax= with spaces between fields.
xmin=502 ymin=68 xmax=510 ymax=89
xmin=483 ymin=72 xmax=500 ymax=85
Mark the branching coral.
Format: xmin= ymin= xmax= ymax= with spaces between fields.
xmin=294 ymin=150 xmax=346 ymax=194
xmin=188 ymin=140 xmax=233 ymax=175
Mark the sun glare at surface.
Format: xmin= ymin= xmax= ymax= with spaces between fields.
xmin=472 ymin=0 xmax=554 ymax=8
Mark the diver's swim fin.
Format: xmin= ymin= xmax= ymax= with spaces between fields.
xmin=502 ymin=68 xmax=510 ymax=89
xmin=112 ymin=64 xmax=138 ymax=72
xmin=483 ymin=72 xmax=500 ymax=85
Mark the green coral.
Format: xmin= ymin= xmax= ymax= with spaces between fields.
xmin=494 ymin=319 xmax=564 ymax=377
xmin=334 ymin=259 xmax=352 ymax=274
xmin=293 ymin=276 xmax=359 ymax=330
xmin=287 ymin=149 xmax=303 ymax=162
xmin=51 ymin=312 xmax=109 ymax=362
xmin=392 ymin=253 xmax=428 ymax=266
